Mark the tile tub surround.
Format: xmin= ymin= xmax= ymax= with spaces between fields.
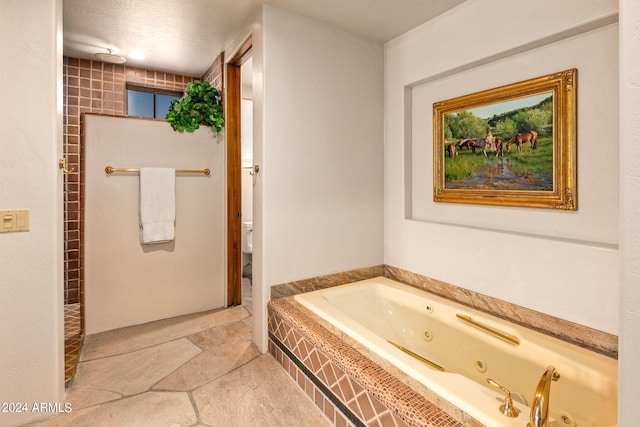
xmin=270 ymin=265 xmax=385 ymax=299
xmin=270 ymin=265 xmax=618 ymax=359
xmin=268 ymin=298 xmax=483 ymax=427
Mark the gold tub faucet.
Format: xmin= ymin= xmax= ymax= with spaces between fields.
xmin=528 ymin=366 xmax=560 ymax=427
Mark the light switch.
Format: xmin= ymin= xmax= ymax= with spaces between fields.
xmin=0 ymin=209 xmax=30 ymax=233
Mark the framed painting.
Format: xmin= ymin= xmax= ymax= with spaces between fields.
xmin=433 ymin=68 xmax=577 ymax=210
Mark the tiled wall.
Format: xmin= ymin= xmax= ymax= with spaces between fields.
xmin=62 ymin=55 xmax=224 ymax=310
xmin=201 ymin=52 xmax=225 ymax=94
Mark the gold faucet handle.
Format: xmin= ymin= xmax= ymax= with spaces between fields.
xmin=486 ymin=378 xmax=520 ymax=418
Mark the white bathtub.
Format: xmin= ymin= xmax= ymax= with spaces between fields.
xmin=294 ymin=277 xmax=617 ymax=427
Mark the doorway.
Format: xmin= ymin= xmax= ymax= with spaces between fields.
xmin=240 ymin=57 xmax=254 ymax=306
xmin=226 ymin=38 xmax=253 ymax=306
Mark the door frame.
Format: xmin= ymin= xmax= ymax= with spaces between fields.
xmin=226 ymin=38 xmax=252 ymax=306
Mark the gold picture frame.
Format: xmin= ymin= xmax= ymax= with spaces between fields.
xmin=433 ymin=69 xmax=577 ymax=210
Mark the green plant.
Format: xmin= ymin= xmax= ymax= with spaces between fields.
xmin=166 ymin=81 xmax=224 ymax=133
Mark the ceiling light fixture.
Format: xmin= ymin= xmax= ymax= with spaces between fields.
xmin=128 ymin=49 xmax=145 ymax=60
xmin=95 ymin=48 xmax=126 ymax=64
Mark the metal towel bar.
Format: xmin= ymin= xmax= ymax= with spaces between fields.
xmin=105 ymin=166 xmax=210 ymax=176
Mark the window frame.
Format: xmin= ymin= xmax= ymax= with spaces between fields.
xmin=126 ymin=84 xmax=183 ymax=119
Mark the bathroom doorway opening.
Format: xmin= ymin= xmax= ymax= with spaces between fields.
xmin=226 ymin=38 xmax=252 ymax=306
xmin=239 ymin=57 xmax=254 ymax=301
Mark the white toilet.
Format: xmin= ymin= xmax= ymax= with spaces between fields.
xmin=242 ymin=221 xmax=253 ymax=254
xmin=241 ymin=221 xmax=253 ymax=282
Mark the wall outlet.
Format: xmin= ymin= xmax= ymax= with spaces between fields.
xmin=1 ymin=209 xmax=30 ymax=233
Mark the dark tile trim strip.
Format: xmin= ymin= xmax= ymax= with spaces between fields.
xmin=269 ymin=331 xmax=366 ymax=427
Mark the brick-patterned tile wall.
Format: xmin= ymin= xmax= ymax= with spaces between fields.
xmin=202 ymin=51 xmax=224 ymax=91
xmin=63 ymin=55 xmax=223 ymax=313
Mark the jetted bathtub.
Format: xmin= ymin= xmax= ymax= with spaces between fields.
xmin=294 ymin=277 xmax=617 ymax=427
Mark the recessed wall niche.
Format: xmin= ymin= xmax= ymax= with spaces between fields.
xmin=404 ymin=22 xmax=618 ymax=247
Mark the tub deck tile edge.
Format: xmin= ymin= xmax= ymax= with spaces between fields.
xmin=267 ymin=297 xmax=485 ymax=427
xmin=270 ymin=265 xmax=618 ymax=359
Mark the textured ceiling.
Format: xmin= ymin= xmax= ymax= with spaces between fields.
xmin=63 ymin=0 xmax=467 ymax=77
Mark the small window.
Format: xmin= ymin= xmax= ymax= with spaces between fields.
xmin=127 ymin=86 xmax=181 ymax=119
xmin=155 ymin=94 xmax=179 ymax=118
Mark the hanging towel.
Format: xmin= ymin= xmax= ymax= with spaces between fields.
xmin=139 ymin=167 xmax=176 ymax=245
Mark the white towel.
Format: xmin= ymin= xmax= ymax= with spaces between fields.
xmin=139 ymin=167 xmax=175 ymax=244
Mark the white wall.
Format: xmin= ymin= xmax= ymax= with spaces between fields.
xmin=385 ymin=0 xmax=620 ymax=335
xmin=84 ymin=116 xmax=226 ymax=334
xmin=619 ymin=0 xmax=640 ymax=424
xmin=0 ymin=1 xmax=64 ymax=426
xmin=262 ymin=6 xmax=384 ymax=284
xmin=410 ymin=27 xmax=617 ymax=244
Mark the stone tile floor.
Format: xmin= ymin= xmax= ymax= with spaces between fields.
xmin=27 ymin=280 xmax=330 ymax=427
